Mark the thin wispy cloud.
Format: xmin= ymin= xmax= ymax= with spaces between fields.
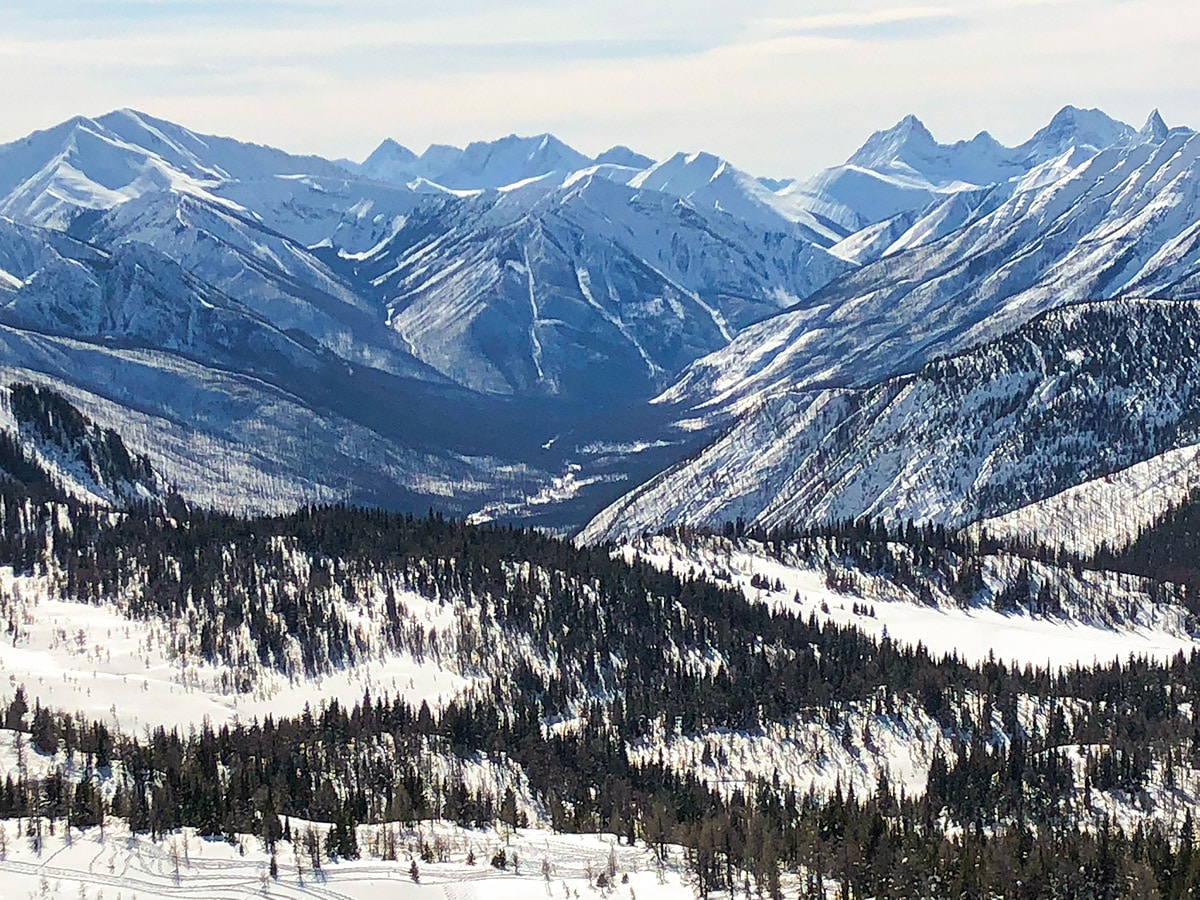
xmin=754 ymin=6 xmax=963 ymax=39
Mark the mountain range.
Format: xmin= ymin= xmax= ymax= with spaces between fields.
xmin=0 ymin=103 xmax=1196 ymax=542
xmin=6 ymin=100 xmax=1200 ymax=899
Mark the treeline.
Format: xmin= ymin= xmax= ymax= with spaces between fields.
xmin=7 ymin=496 xmax=1194 ymax=740
xmin=1094 ymin=486 xmax=1200 ymax=589
xmin=0 ymin=383 xmax=159 ymax=500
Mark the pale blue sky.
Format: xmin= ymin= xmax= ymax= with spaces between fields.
xmin=3 ymin=0 xmax=1195 ymax=178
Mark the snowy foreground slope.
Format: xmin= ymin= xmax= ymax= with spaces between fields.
xmin=3 ymin=501 xmax=1200 ymax=895
xmin=0 ymin=821 xmax=699 ymax=900
xmin=0 ymin=569 xmax=471 ymax=733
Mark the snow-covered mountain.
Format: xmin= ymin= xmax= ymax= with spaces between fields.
xmin=662 ymin=114 xmax=1200 ymax=419
xmin=1 ymin=104 xmax=1196 ymax=532
xmin=0 ymin=109 xmax=347 ymax=231
xmin=355 ymin=132 xmax=595 ymax=190
xmin=581 ymin=299 xmax=1200 ymax=542
xmin=628 ymin=150 xmax=843 ymax=245
xmin=776 ymin=106 xmax=1149 ymax=249
xmin=0 ymin=217 xmax=582 ymax=518
xmin=595 ymin=144 xmax=654 ymax=169
xmin=347 ymin=171 xmax=852 ymax=400
xmin=0 ymin=113 xmax=783 ymax=522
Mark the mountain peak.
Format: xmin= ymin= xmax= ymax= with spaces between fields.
xmin=896 ymin=113 xmax=933 ymax=134
xmin=630 ymin=150 xmax=730 ymax=192
xmin=968 ymin=130 xmax=1004 ymax=149
xmin=847 ymin=114 xmax=938 ymax=170
xmin=1025 ymin=105 xmax=1135 ymax=157
xmin=1141 ymin=109 xmax=1170 ymax=142
xmin=356 ymin=138 xmax=419 ymax=183
xmin=99 ymin=107 xmax=154 ymax=126
xmin=363 ymin=138 xmax=417 ymax=166
xmin=594 ymin=145 xmax=654 ymax=169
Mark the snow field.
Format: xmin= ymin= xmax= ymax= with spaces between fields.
xmin=976 ymin=442 xmax=1200 ymax=556
xmin=623 ymin=535 xmax=1199 ymax=671
xmin=629 ymin=699 xmax=948 ymax=803
xmin=0 ymin=820 xmax=703 ymax=900
xmin=0 ymin=566 xmax=474 ymax=732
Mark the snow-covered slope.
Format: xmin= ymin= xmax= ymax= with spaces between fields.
xmin=975 ymin=443 xmax=1200 ymax=557
xmin=0 ymin=562 xmax=473 ymax=732
xmin=0 ymin=382 xmax=166 ymax=506
xmin=663 ymin=118 xmax=1200 ymax=418
xmin=583 ymin=299 xmax=1200 ymax=541
xmin=622 ymin=533 xmax=1198 ymax=666
xmin=353 ymin=171 xmax=852 ymax=400
xmin=3 ymin=105 xmax=1198 ymax=532
xmin=630 ymin=150 xmax=843 ymax=245
xmin=0 ymin=108 xmax=346 ymax=230
xmin=781 ymin=106 xmax=1146 ymax=244
xmin=0 ymin=819 xmax=698 ymax=900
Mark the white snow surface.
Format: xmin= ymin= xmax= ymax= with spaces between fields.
xmin=0 ymin=565 xmax=474 ymax=732
xmin=976 ymin=442 xmax=1200 ymax=556
xmin=630 ymin=699 xmax=948 ymax=804
xmin=620 ymin=535 xmax=1199 ymax=670
xmin=0 ymin=820 xmax=701 ymax=900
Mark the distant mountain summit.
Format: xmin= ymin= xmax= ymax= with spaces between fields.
xmin=594 ymin=145 xmax=654 ymax=169
xmin=356 ymin=132 xmax=596 ymax=190
xmin=0 ymin=107 xmax=348 ymax=229
xmin=357 ymin=137 xmax=419 ymax=183
xmin=1018 ymin=104 xmax=1138 ymax=159
xmin=1141 ymin=109 xmax=1171 ymax=142
xmin=847 ymin=114 xmax=1020 ymax=188
xmin=779 ymin=105 xmax=1157 ymax=243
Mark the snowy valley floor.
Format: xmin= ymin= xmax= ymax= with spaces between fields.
xmin=0 ymin=822 xmax=703 ymax=900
